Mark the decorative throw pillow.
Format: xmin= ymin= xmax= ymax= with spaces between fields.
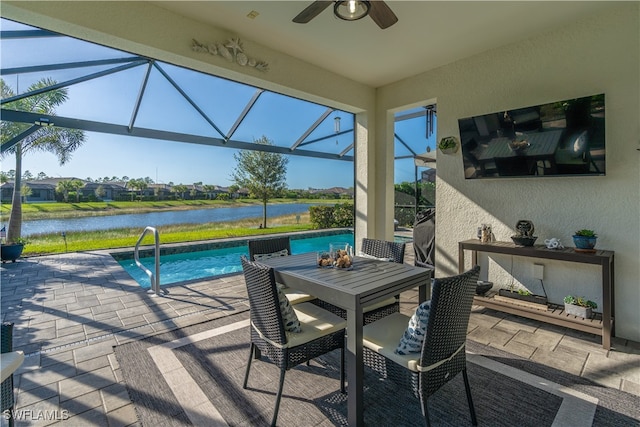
xmin=276 ymin=284 xmax=301 ymax=333
xmin=357 ymin=251 xmax=392 ymax=262
xmin=395 ymin=301 xmax=431 ymax=355
xmin=253 ymin=249 xmax=289 ymax=261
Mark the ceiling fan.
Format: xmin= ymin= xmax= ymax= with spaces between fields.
xmin=293 ymin=1 xmax=398 ymax=29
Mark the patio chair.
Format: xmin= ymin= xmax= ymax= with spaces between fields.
xmin=413 ymin=209 xmax=435 ymax=270
xmin=248 ymin=236 xmax=316 ymax=304
xmin=2 ymin=323 xmax=24 ymax=427
xmin=240 ymin=257 xmax=346 ymax=427
xmin=312 ymin=238 xmax=405 ymax=324
xmin=361 ymin=265 xmax=480 ymax=426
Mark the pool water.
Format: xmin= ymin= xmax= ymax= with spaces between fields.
xmin=118 ymin=233 xmax=356 ymax=288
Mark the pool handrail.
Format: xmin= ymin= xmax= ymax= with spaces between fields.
xmin=134 ymin=226 xmax=165 ymax=297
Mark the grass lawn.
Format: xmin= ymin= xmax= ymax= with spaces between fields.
xmin=20 ymin=213 xmax=316 ymax=256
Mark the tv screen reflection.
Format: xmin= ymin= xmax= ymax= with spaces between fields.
xmin=458 ymin=94 xmax=605 ymax=179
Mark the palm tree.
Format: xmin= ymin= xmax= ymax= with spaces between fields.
xmin=56 ymin=180 xmax=75 ymax=202
xmin=1 ymin=78 xmax=85 ymax=243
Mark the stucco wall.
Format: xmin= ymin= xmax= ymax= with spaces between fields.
xmin=378 ymin=3 xmax=640 ymax=341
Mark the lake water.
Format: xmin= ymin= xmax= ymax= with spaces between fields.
xmin=20 ymin=203 xmax=319 ymax=236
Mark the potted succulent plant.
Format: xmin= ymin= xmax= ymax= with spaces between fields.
xmin=438 ymin=136 xmax=459 ymax=154
xmin=573 ymin=229 xmax=597 ymax=251
xmin=564 ymin=295 xmax=597 ymax=318
xmin=1 ymin=237 xmax=27 ymax=263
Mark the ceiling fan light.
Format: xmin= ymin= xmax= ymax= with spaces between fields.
xmin=334 ymin=0 xmax=370 ymax=21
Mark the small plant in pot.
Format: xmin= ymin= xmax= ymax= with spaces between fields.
xmin=438 ymin=136 xmax=459 ymax=154
xmin=573 ymin=229 xmax=597 ymax=252
xmin=563 ymin=295 xmax=597 ymax=319
xmin=1 ymin=237 xmax=27 ymax=263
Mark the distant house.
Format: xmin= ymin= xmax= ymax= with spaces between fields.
xmin=148 ymin=184 xmax=172 ymax=200
xmin=1 ymin=180 xmax=57 ymax=202
xmin=81 ymin=182 xmax=127 ymax=200
xmin=308 ymin=187 xmax=354 ymax=199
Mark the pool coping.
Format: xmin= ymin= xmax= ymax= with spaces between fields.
xmin=109 ymin=228 xmax=354 ymax=260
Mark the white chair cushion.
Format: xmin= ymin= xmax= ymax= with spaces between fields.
xmin=363 ymin=312 xmax=420 ymax=372
xmin=284 ymin=302 xmax=347 ymax=348
xmin=283 ymin=288 xmax=316 ymax=305
xmin=363 ymin=297 xmax=397 ymax=313
xmin=1 ymin=351 xmax=25 ymax=382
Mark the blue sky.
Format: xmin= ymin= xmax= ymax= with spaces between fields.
xmin=1 ymin=18 xmax=434 ymax=189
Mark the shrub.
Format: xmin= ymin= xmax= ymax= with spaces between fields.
xmin=309 ymin=203 xmax=354 ymax=229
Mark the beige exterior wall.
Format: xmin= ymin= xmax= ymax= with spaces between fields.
xmin=378 ymin=3 xmax=640 ymax=341
xmin=4 ymin=2 xmax=639 ymax=341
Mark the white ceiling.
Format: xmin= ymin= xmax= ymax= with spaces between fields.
xmin=152 ymin=1 xmax=614 ymax=87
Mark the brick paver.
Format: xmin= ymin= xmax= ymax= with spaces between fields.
xmin=1 ymin=240 xmax=638 ymax=426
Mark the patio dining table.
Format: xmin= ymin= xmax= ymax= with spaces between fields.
xmin=476 ymin=129 xmax=564 ymax=175
xmin=260 ymin=252 xmax=433 ymax=426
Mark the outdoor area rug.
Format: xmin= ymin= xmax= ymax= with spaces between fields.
xmin=114 ymin=310 xmax=640 ymax=426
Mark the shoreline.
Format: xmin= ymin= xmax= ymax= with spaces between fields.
xmin=2 ymin=198 xmax=338 ymax=221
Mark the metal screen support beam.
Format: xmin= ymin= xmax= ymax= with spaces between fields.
xmin=0 ymin=125 xmax=40 ymax=154
xmin=1 ymin=60 xmax=148 ymax=105
xmin=296 ymin=129 xmax=351 ymax=148
xmin=128 ymin=61 xmax=154 ymax=133
xmin=0 ymin=29 xmax=61 ymax=39
xmin=226 ymin=89 xmax=264 ymax=142
xmin=1 ymin=109 xmax=354 ymax=161
xmin=153 ymin=62 xmax=226 ymax=139
xmin=290 ymin=108 xmax=333 ymax=151
xmin=395 ymin=134 xmax=417 ymax=156
xmin=1 ymin=56 xmax=145 ymax=76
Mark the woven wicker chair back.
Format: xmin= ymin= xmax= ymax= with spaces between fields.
xmin=248 ymin=236 xmax=292 ymax=261
xmin=240 ymin=256 xmax=287 ymax=346
xmin=361 ymin=238 xmax=406 ymax=264
xmin=419 ymin=265 xmax=480 ymax=398
xmin=1 ymin=323 xmax=14 ymax=413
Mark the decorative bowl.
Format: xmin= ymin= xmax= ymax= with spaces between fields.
xmin=508 ymin=140 xmax=530 ymax=153
xmin=511 ymin=235 xmax=538 ymax=246
xmin=317 ymin=251 xmax=333 ymax=268
xmin=333 ymin=250 xmax=353 ymax=269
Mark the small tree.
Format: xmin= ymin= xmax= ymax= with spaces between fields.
xmin=21 ymin=183 xmax=32 ymax=203
xmin=56 ymin=179 xmax=82 ymax=203
xmin=172 ymin=184 xmax=188 ymax=200
xmin=127 ymin=178 xmax=148 ymax=201
xmin=95 ymin=185 xmax=106 ymax=200
xmin=202 ymin=184 xmax=216 ymax=200
xmin=71 ymin=179 xmax=84 ymax=202
xmin=231 ymin=136 xmax=288 ymax=228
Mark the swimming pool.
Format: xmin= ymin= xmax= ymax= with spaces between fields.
xmin=116 ymin=231 xmax=356 ymax=288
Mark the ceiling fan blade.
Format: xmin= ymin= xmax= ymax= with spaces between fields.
xmin=293 ymin=1 xmax=334 ymax=23
xmin=368 ymin=1 xmax=398 ymax=29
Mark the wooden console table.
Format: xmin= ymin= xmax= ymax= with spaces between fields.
xmin=458 ymin=240 xmax=615 ymax=349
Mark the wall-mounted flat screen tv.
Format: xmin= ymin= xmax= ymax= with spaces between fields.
xmin=458 ymin=94 xmax=605 ymax=179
